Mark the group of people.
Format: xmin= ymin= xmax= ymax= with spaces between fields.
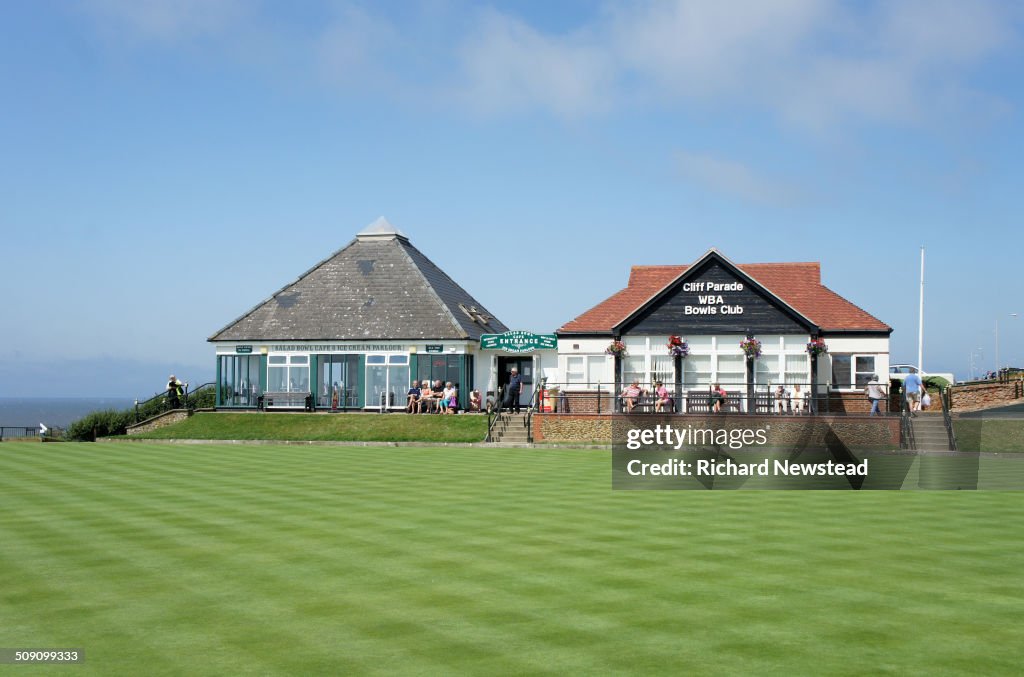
xmin=406 ymin=380 xmax=460 ymax=414
xmin=772 ymin=384 xmax=808 ymax=415
xmin=619 ymin=379 xmax=675 ymax=413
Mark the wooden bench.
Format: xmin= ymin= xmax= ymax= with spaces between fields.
xmin=685 ymin=390 xmax=742 ymax=414
xmin=259 ymin=392 xmax=313 ymax=411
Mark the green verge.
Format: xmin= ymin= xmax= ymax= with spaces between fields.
xmin=953 ymin=419 xmax=1024 ymax=452
xmin=132 ymin=411 xmax=488 ymax=443
xmin=1 ymin=442 xmax=1022 ymax=676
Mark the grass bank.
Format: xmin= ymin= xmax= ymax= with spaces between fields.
xmin=953 ymin=419 xmax=1024 ymax=452
xmin=131 ymin=411 xmax=488 ymax=443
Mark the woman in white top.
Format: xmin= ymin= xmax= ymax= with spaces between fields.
xmin=791 ymin=384 xmax=806 ymax=414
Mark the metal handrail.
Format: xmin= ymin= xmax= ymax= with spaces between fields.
xmin=486 ymin=386 xmax=505 ymax=442
xmin=900 ymin=392 xmax=916 ymax=451
xmin=134 ymin=381 xmax=215 ymax=422
xmin=941 ymin=386 xmax=957 ymax=451
xmin=524 ymin=377 xmax=546 ymax=443
xmin=533 ymin=380 xmax=876 ymax=415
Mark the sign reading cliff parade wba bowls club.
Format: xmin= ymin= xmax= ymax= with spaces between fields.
xmin=480 ymin=331 xmax=557 ymax=353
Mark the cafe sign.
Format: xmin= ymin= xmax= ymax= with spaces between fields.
xmin=480 ymin=331 xmax=557 ymax=353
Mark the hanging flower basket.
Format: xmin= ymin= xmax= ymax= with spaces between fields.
xmin=740 ymin=337 xmax=762 ymax=360
xmin=605 ymin=340 xmax=627 ymax=357
xmin=806 ymin=338 xmax=828 ymax=357
xmin=667 ymin=335 xmax=689 ymax=358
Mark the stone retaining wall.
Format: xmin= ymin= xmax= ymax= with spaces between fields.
xmin=533 ymin=413 xmax=900 ymax=448
xmin=950 ymin=380 xmax=1023 ymax=412
xmin=127 ymin=409 xmax=190 ymax=435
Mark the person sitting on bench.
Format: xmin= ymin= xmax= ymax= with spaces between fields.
xmin=620 ymin=380 xmax=643 ymax=413
xmin=654 ymin=380 xmax=673 ymax=412
xmin=710 ymin=383 xmax=727 ymax=413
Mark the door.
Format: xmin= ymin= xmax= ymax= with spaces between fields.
xmin=498 ymin=356 xmax=534 ymax=407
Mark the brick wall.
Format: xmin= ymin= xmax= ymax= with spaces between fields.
xmin=533 ymin=413 xmax=901 ymax=448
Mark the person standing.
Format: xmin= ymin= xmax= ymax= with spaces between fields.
xmin=166 ymin=375 xmax=183 ymax=409
xmin=864 ymin=375 xmax=886 ymax=416
xmin=904 ymin=371 xmax=923 ymax=416
xmin=504 ymin=367 xmax=523 ymax=413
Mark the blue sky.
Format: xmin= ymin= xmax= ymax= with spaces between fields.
xmin=2 ymin=0 xmax=1023 ymax=397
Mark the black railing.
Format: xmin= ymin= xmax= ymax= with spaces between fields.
xmin=532 ymin=381 xmax=886 ymax=416
xmin=524 ymin=378 xmax=545 ymax=443
xmin=486 ymin=386 xmax=505 ymax=442
xmin=900 ymin=393 xmax=916 ymax=451
xmin=941 ymin=387 xmax=957 ymax=451
xmin=0 ymin=426 xmax=42 ymax=441
xmin=133 ymin=382 xmax=215 ymax=422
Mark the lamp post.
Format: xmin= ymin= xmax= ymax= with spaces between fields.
xmin=996 ymin=313 xmax=1019 ymax=376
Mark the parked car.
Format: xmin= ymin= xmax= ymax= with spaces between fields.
xmin=889 ymin=364 xmax=955 ymax=386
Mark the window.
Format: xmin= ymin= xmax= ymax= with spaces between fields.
xmin=717 ymin=354 xmax=745 ymax=387
xmin=831 ymin=354 xmax=877 ymax=389
xmin=650 ymin=355 xmax=673 ymax=386
xmin=418 ymin=355 xmax=460 ymax=389
xmin=217 ymin=355 xmax=261 ymax=406
xmin=785 ymin=354 xmax=809 ymax=385
xmin=683 ymin=354 xmax=712 ymax=387
xmin=367 ymin=353 xmax=410 ymax=409
xmin=622 ymin=355 xmax=645 ymax=387
xmin=566 ymin=356 xmax=586 ymax=384
xmin=268 ymin=355 xmax=309 ymax=393
xmin=318 ymin=355 xmax=360 ymax=408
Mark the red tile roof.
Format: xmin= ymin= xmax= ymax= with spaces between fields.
xmin=557 ymin=261 xmax=890 ymax=334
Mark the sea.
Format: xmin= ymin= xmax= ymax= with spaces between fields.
xmin=0 ymin=397 xmax=136 ymax=430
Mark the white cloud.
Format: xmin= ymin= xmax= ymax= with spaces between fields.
xmin=81 ymin=0 xmax=247 ymax=43
xmin=455 ymin=9 xmax=615 ymax=117
xmin=675 ymin=150 xmax=801 ymax=205
xmin=452 ymin=0 xmax=1019 ymax=129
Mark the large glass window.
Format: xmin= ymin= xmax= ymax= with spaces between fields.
xmin=855 ymin=356 xmax=876 ymax=388
xmin=217 ymin=355 xmax=261 ymax=407
xmin=418 ymin=355 xmax=460 ymax=389
xmin=650 ymin=355 xmax=673 ymax=386
xmin=368 ymin=353 xmax=410 ymax=409
xmin=717 ymin=354 xmax=746 ymax=387
xmin=785 ymin=354 xmax=810 ymax=385
xmin=622 ymin=355 xmax=645 ymax=386
xmin=683 ymin=354 xmax=712 ymax=388
xmin=268 ymin=355 xmax=309 ymax=392
xmin=318 ymin=355 xmax=360 ymax=408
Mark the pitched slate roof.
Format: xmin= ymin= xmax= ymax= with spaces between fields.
xmin=557 ymin=255 xmax=890 ymax=335
xmin=209 ymin=218 xmax=507 ymax=342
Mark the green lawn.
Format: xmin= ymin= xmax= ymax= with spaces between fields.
xmin=133 ymin=411 xmax=488 ymax=442
xmin=1 ymin=443 xmax=1022 ymax=675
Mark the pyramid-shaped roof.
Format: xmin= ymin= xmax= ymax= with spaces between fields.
xmin=209 ymin=219 xmax=507 ymax=342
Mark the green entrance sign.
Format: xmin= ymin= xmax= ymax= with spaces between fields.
xmin=480 ymin=331 xmax=557 ymax=353
xmin=235 ymin=345 xmax=253 ymax=354
xmin=425 ymin=345 xmax=444 ymax=353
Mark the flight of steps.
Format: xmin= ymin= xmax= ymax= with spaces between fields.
xmin=488 ymin=413 xmax=530 ymax=444
xmin=910 ymin=413 xmax=954 ymax=451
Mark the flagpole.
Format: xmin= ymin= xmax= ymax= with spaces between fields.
xmin=918 ymin=246 xmax=924 ymax=373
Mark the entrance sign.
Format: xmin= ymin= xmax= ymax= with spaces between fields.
xmin=235 ymin=345 xmax=253 ymax=354
xmin=426 ymin=345 xmax=444 ymax=353
xmin=481 ymin=331 xmax=557 ymax=353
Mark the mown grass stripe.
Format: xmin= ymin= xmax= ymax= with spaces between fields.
xmin=2 ymin=442 xmax=1023 ymax=675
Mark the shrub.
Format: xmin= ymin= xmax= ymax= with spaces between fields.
xmin=66 ymin=409 xmax=135 ymax=441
